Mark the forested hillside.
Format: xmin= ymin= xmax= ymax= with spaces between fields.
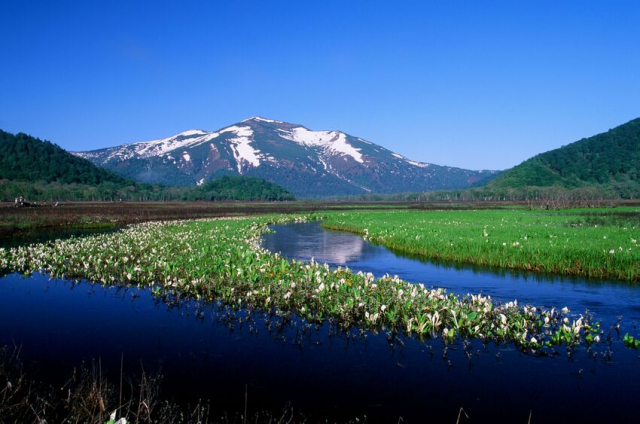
xmin=488 ymin=117 xmax=640 ymax=197
xmin=186 ymin=176 xmax=295 ymax=201
xmin=0 ymin=130 xmax=128 ymax=185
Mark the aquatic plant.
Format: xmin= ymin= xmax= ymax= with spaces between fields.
xmin=623 ymin=333 xmax=640 ymax=349
xmin=0 ymin=214 xmax=601 ymax=352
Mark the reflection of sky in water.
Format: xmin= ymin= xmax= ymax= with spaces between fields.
xmin=263 ymin=222 xmax=640 ymax=326
xmin=263 ymin=223 xmax=375 ymax=263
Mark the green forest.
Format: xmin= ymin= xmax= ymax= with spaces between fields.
xmin=0 ymin=130 xmax=128 ymax=185
xmin=186 ymin=176 xmax=294 ymax=201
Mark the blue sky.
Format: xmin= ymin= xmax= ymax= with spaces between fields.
xmin=1 ymin=0 xmax=639 ymax=170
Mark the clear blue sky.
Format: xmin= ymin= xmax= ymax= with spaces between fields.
xmin=1 ymin=0 xmax=639 ymax=170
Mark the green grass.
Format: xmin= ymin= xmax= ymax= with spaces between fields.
xmin=321 ymin=207 xmax=640 ymax=282
xmin=0 ymin=214 xmax=601 ymax=352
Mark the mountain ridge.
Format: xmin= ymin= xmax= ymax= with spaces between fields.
xmin=74 ymin=117 xmax=499 ymax=197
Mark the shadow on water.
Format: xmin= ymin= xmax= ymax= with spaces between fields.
xmin=0 ymin=226 xmax=123 ymax=249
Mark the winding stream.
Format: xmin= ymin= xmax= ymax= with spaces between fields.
xmin=263 ymin=222 xmax=640 ymax=327
xmin=0 ymin=222 xmax=639 ymax=422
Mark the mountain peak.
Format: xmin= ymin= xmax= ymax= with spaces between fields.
xmin=241 ymin=116 xmax=284 ymax=124
xmin=74 ymin=117 xmax=499 ymax=196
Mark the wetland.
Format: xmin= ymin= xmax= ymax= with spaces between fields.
xmin=1 ymin=204 xmax=639 ymax=423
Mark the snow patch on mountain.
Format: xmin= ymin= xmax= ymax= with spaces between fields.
xmin=180 ymin=129 xmax=208 ymax=137
xmin=331 ymin=133 xmax=364 ymax=163
xmin=99 ymin=130 xmax=220 ymax=163
xmin=183 ymin=152 xmax=191 ymax=162
xmin=224 ymin=126 xmax=261 ymax=173
xmin=407 ymin=160 xmax=430 ymax=168
xmin=242 ymin=116 xmax=283 ymax=124
xmin=278 ymin=127 xmax=364 ymax=163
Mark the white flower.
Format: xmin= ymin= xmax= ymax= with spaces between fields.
xmin=609 ymin=249 xmax=615 ymax=254
xmin=531 ymin=337 xmax=538 ymax=344
xmin=562 ymin=307 xmax=569 ymax=314
xmin=594 ymin=335 xmax=601 ymax=343
xmin=380 ymin=304 xmax=387 ymax=312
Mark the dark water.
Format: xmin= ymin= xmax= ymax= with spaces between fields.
xmin=0 ymin=226 xmax=121 ymax=249
xmin=0 ymin=223 xmax=639 ymax=423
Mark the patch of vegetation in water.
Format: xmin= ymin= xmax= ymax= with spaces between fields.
xmin=0 ymin=214 xmax=603 ymax=354
xmin=321 ymin=208 xmax=640 ymax=282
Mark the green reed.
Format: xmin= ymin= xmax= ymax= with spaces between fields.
xmin=322 ymin=208 xmax=640 ymax=282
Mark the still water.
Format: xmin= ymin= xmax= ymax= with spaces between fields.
xmin=0 ymin=222 xmax=639 ymax=423
xmin=263 ymin=222 xmax=640 ymax=326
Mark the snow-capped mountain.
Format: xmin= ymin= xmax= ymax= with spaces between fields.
xmin=73 ymin=117 xmax=498 ymax=197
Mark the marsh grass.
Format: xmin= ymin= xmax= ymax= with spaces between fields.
xmin=322 ymin=208 xmax=640 ymax=282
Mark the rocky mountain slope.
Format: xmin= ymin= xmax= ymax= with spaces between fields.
xmin=74 ymin=117 xmax=498 ymax=197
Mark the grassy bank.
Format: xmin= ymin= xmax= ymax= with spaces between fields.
xmin=322 ymin=207 xmax=640 ymax=282
xmin=0 ymin=215 xmax=600 ymax=352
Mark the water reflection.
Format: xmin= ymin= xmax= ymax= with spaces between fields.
xmin=264 ymin=223 xmax=372 ymax=263
xmin=263 ymin=222 xmax=640 ymax=325
xmin=1 ymin=272 xmax=640 ymax=423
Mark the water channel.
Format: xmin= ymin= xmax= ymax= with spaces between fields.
xmin=0 ymin=222 xmax=639 ymax=422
